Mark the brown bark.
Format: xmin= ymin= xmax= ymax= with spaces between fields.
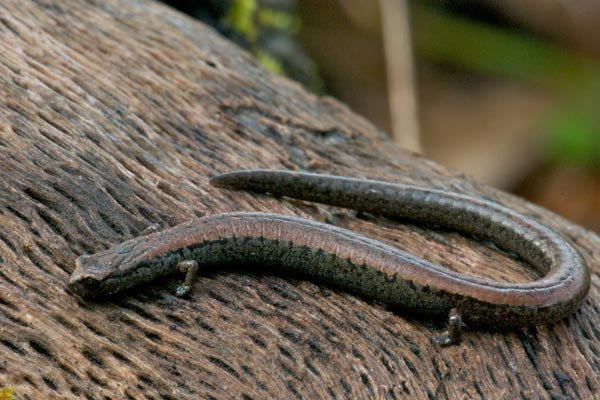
xmin=0 ymin=1 xmax=598 ymax=399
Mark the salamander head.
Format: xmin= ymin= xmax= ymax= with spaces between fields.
xmin=68 ymin=241 xmax=151 ymax=298
xmin=68 ymin=251 xmax=124 ymax=298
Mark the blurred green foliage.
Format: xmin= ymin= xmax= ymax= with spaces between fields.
xmin=163 ymin=0 xmax=321 ymax=91
xmin=223 ymin=0 xmax=258 ymax=41
xmin=219 ymin=0 xmax=320 ymax=91
xmin=257 ymin=7 xmax=299 ymax=32
xmin=545 ymin=109 xmax=600 ymax=166
xmin=412 ymin=2 xmax=600 ymax=168
xmin=221 ymin=0 xmax=300 ymax=76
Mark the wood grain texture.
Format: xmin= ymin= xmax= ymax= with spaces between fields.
xmin=0 ymin=0 xmax=598 ymax=399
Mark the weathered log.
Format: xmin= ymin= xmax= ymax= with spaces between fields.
xmin=0 ymin=0 xmax=598 ymax=399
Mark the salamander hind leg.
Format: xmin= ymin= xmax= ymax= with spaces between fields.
xmin=176 ymin=260 xmax=199 ymax=296
xmin=434 ymin=308 xmax=463 ymax=346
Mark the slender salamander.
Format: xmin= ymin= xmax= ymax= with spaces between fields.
xmin=69 ymin=170 xmax=590 ymax=343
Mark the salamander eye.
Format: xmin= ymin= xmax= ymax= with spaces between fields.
xmin=82 ymin=276 xmax=99 ymax=289
xmin=67 ymin=276 xmax=100 ymax=298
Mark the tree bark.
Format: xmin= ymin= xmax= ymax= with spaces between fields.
xmin=0 ymin=1 xmax=598 ymax=399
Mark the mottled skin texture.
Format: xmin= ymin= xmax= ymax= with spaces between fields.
xmin=69 ymin=170 xmax=590 ymax=331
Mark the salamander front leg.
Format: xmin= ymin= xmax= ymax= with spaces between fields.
xmin=139 ymin=223 xmax=162 ymax=236
xmin=176 ymin=260 xmax=199 ymax=296
xmin=434 ymin=308 xmax=463 ymax=346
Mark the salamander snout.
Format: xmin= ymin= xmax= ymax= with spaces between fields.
xmin=67 ymin=254 xmax=108 ymax=298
